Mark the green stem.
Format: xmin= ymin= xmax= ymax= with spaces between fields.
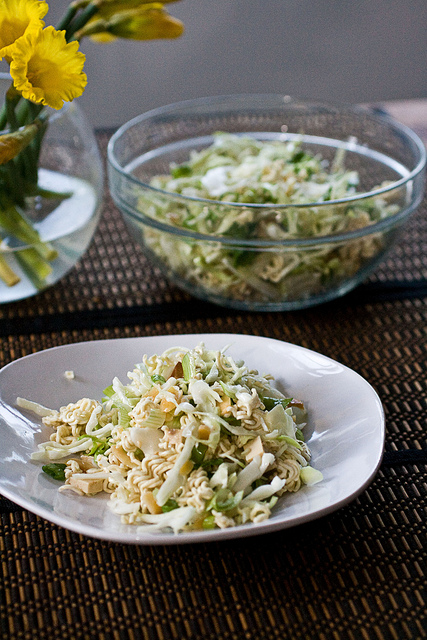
xmin=0 ymin=253 xmax=20 ymax=287
xmin=0 ymin=103 xmax=7 ymax=132
xmin=3 ymin=160 xmax=26 ymax=207
xmin=15 ymin=247 xmax=52 ymax=289
xmin=33 ymin=187 xmax=73 ymax=200
xmin=5 ymin=87 xmax=20 ymax=131
xmin=0 ymin=199 xmax=58 ymax=261
xmin=0 ymin=165 xmax=24 ymax=208
xmin=23 ymin=108 xmax=44 ymax=185
xmin=29 ymin=111 xmax=48 ymax=177
xmin=65 ymin=2 xmax=100 ymax=40
xmin=0 ymin=80 xmax=16 ymax=131
xmin=20 ymin=145 xmax=37 ymax=185
xmin=16 ymin=97 xmax=43 ymax=126
xmin=56 ymin=2 xmax=80 ymax=31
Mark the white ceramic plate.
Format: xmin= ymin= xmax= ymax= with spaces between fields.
xmin=0 ymin=333 xmax=385 ymax=545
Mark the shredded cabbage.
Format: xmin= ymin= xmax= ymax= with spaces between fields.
xmin=139 ymin=133 xmax=402 ymax=305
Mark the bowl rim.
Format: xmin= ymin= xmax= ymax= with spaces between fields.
xmin=107 ymin=94 xmax=426 ymax=246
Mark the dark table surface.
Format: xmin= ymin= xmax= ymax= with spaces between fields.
xmin=1 ymin=101 xmax=426 ymax=640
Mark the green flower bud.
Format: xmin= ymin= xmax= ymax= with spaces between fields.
xmin=79 ymin=5 xmax=184 ymax=41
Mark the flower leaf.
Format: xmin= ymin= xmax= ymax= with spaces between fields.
xmin=0 ymin=123 xmax=39 ymax=165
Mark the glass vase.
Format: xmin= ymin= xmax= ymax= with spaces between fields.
xmin=0 ymin=73 xmax=103 ymax=303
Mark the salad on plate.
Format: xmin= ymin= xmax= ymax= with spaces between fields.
xmin=19 ymin=343 xmax=322 ymax=534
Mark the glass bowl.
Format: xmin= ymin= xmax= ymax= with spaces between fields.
xmin=107 ymin=95 xmax=426 ymax=311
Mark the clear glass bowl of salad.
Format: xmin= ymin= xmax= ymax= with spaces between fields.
xmin=107 ymin=95 xmax=426 ymax=311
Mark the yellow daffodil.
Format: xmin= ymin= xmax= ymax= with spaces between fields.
xmin=78 ymin=4 xmax=184 ymax=41
xmin=9 ymin=26 xmax=87 ymax=110
xmin=110 ymin=6 xmax=184 ymax=40
xmin=83 ymin=0 xmax=183 ymax=42
xmin=0 ymin=0 xmax=48 ymax=62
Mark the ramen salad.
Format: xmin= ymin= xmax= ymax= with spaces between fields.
xmin=141 ymin=133 xmax=400 ymax=304
xmin=19 ymin=343 xmax=322 ymax=534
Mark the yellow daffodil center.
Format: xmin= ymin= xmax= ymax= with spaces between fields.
xmin=27 ymin=52 xmax=63 ymax=94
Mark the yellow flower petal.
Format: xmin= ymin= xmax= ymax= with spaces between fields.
xmin=80 ymin=4 xmax=184 ymax=41
xmin=10 ymin=26 xmax=87 ymax=110
xmin=100 ymin=6 xmax=184 ymax=40
xmin=89 ymin=31 xmax=118 ymax=44
xmin=0 ymin=123 xmax=39 ymax=164
xmin=96 ymin=0 xmax=182 ymax=20
xmin=0 ymin=0 xmax=48 ymax=61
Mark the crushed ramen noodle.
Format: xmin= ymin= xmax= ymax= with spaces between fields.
xmin=19 ymin=343 xmax=323 ymax=534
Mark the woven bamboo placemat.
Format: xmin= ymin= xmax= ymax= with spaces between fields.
xmin=0 ymin=130 xmax=426 ymax=640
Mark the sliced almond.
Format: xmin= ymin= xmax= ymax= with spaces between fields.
xmin=218 ymin=397 xmax=231 ymax=414
xmin=180 ymin=460 xmax=194 ymax=476
xmin=79 ymin=455 xmax=99 ymax=472
xmin=171 ymin=362 xmax=184 ymax=379
xmin=110 ymin=445 xmax=133 ymax=467
xmin=140 ymin=491 xmax=163 ymax=515
xmin=197 ymin=424 xmax=211 ymax=440
xmin=289 ymin=399 xmax=305 ymax=411
xmin=160 ymin=397 xmax=176 ymax=413
xmin=243 ymin=436 xmax=264 ymax=462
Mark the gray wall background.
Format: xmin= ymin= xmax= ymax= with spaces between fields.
xmin=2 ymin=0 xmax=427 ymax=128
